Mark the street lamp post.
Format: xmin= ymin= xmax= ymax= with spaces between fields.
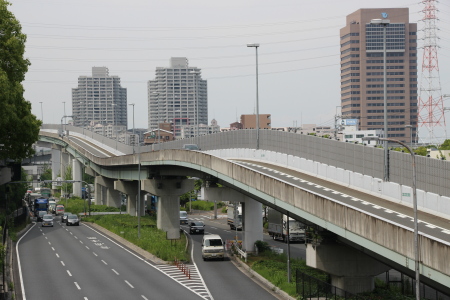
xmin=189 ymin=71 xmax=200 ymax=137
xmin=405 ymin=124 xmax=413 ymax=149
xmin=247 ymin=43 xmax=260 ymax=150
xmin=111 ymin=103 xmax=118 ymax=149
xmin=39 ymin=102 xmax=44 ymax=123
xmin=370 ymin=18 xmax=390 ymax=181
xmin=363 ymin=136 xmax=419 ymax=299
xmin=129 ymin=103 xmax=135 ymax=150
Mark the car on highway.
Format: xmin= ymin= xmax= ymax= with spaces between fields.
xmin=37 ymin=211 xmax=47 ymax=222
xmin=181 ymin=144 xmax=200 ymax=151
xmin=180 ymin=211 xmax=188 ymax=225
xmin=189 ymin=221 xmax=205 ymax=234
xmin=66 ymin=214 xmax=80 ymax=226
xmin=201 ymin=234 xmax=225 ymax=261
xmin=41 ymin=214 xmax=54 ymax=227
xmin=56 ymin=205 xmax=65 ymax=215
xmin=62 ymin=212 xmax=72 ymax=223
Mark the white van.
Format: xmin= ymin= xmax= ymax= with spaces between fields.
xmin=201 ymin=234 xmax=225 ymax=261
xmin=180 ymin=211 xmax=188 ymax=224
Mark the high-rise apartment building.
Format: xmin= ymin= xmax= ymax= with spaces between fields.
xmin=72 ymin=67 xmax=127 ymax=129
xmin=340 ymin=8 xmax=417 ymax=143
xmin=147 ymin=57 xmax=207 ymax=138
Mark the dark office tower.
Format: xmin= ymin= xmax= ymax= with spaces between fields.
xmin=340 ymin=8 xmax=417 ymax=143
xmin=72 ymin=67 xmax=127 ymax=128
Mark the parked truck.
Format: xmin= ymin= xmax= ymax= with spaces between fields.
xmin=227 ymin=203 xmax=242 ymax=230
xmin=267 ymin=208 xmax=305 ymax=242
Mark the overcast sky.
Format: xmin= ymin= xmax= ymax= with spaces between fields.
xmin=9 ymin=0 xmax=450 ymax=140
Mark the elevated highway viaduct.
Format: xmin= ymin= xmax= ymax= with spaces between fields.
xmin=38 ymin=127 xmax=450 ymax=295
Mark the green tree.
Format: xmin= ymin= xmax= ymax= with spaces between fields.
xmin=0 ymin=0 xmax=41 ymax=161
xmin=439 ymin=139 xmax=450 ymax=150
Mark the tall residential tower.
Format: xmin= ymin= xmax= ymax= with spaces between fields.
xmin=148 ymin=57 xmax=207 ymax=138
xmin=340 ymin=8 xmax=418 ymax=143
xmin=72 ymin=67 xmax=127 ymax=129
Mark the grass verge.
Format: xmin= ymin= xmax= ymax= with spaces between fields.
xmin=84 ymin=214 xmax=189 ymax=262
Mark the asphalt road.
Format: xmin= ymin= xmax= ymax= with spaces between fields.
xmin=17 ymin=216 xmax=203 ymax=300
xmin=17 ymin=214 xmax=283 ymax=300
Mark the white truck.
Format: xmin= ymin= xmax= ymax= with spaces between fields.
xmin=267 ymin=208 xmax=305 ymax=242
xmin=227 ymin=203 xmax=242 ymax=230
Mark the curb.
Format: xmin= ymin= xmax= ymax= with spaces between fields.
xmin=228 ymin=252 xmax=297 ymax=300
xmin=84 ymin=222 xmax=169 ymax=265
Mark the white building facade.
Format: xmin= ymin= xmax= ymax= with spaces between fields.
xmin=147 ymin=58 xmax=207 ymax=138
xmin=72 ymin=67 xmax=127 ymax=129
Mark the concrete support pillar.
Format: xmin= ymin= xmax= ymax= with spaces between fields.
xmin=306 ymin=242 xmax=390 ymax=294
xmin=141 ymin=179 xmax=194 ymax=234
xmin=51 ymin=148 xmax=61 ymax=191
xmin=203 ymin=187 xmax=263 ymax=253
xmin=61 ymin=151 xmax=70 ymax=174
xmin=115 ymin=180 xmax=141 ymax=216
xmin=96 ymin=176 xmax=121 ymax=207
xmin=242 ymin=197 xmax=263 ymax=253
xmin=72 ymin=159 xmax=82 ymax=197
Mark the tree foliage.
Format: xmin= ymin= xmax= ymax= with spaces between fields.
xmin=0 ymin=0 xmax=41 ymax=161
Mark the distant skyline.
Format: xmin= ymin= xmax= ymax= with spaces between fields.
xmin=9 ymin=0 xmax=450 ymax=141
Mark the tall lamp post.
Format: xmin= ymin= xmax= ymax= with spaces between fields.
xmin=112 ymin=103 xmax=118 ymax=149
xmin=405 ymin=124 xmax=413 ymax=149
xmin=371 ymin=18 xmax=390 ymax=181
xmin=129 ymin=103 xmax=135 ymax=150
xmin=363 ymin=136 xmax=419 ymax=299
xmin=39 ymin=102 xmax=44 ymax=123
xmin=189 ymin=71 xmax=200 ymax=137
xmin=247 ymin=43 xmax=260 ymax=150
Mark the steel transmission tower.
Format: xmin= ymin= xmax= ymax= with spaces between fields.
xmin=418 ymin=0 xmax=446 ymax=145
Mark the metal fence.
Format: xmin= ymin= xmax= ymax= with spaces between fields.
xmin=296 ymin=269 xmax=364 ymax=300
xmin=41 ymin=125 xmax=450 ymax=198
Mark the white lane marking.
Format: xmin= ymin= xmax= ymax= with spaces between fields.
xmin=16 ymin=222 xmax=36 ymax=300
xmin=67 ymin=270 xmax=72 ymax=276
xmin=80 ymin=240 xmax=83 ymax=244
xmin=101 ymin=260 xmax=107 ymax=265
xmin=74 ymin=236 xmax=78 ymax=239
xmin=85 ymin=246 xmax=90 ymax=250
xmin=45 ymin=237 xmax=48 ymax=239
xmin=373 ymin=206 xmax=382 ymax=209
xmin=112 ymin=269 xmax=119 ymax=275
xmin=84 ymin=297 xmax=88 ymax=300
xmin=426 ymin=224 xmax=437 ymax=228
xmin=141 ymin=296 xmax=148 ymax=300
xmin=74 ymin=282 xmax=81 ymax=290
xmin=48 ymin=242 xmax=51 ymax=245
xmin=125 ymin=280 xmax=134 ymax=288
xmin=385 ymin=210 xmax=394 ymax=213
xmin=56 ymin=253 xmax=59 ymax=258
xmin=66 ymin=229 xmax=69 ymax=231
xmin=84 ymin=224 xmax=213 ymax=300
xmin=442 ymin=230 xmax=450 ymax=234
xmin=51 ymin=247 xmax=55 ymax=251
xmin=93 ymin=252 xmax=98 ymax=256
xmin=61 ymin=261 xmax=65 ymax=266
xmin=70 ymin=232 xmax=73 ymax=235
xmin=42 ymin=233 xmax=45 ymax=235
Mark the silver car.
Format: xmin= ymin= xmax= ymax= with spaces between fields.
xmin=42 ymin=214 xmax=54 ymax=227
xmin=66 ymin=214 xmax=80 ymax=226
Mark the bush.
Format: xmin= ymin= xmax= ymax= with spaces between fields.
xmin=255 ymin=240 xmax=271 ymax=253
